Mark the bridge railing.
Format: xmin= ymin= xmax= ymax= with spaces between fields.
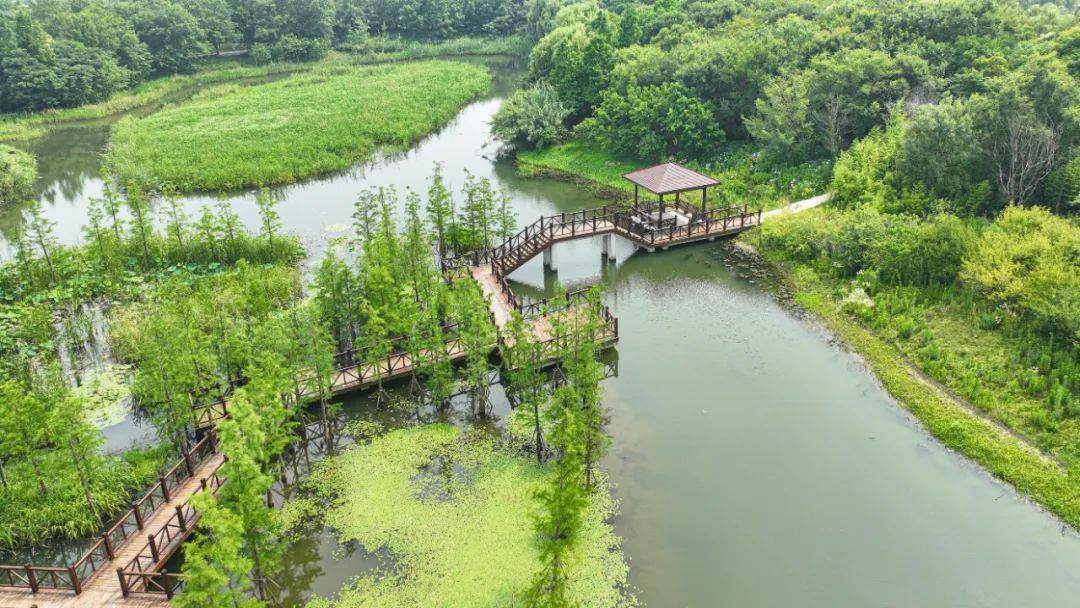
xmin=116 ymin=570 xmax=185 ymax=600
xmin=120 ymin=465 xmax=225 ymax=590
xmin=0 ymin=565 xmax=81 ymax=594
xmin=0 ymin=433 xmax=220 ymax=595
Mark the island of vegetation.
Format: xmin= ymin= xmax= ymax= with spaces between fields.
xmin=108 ymin=61 xmax=492 ymax=191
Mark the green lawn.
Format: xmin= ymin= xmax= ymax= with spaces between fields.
xmin=109 ymin=60 xmax=491 ymax=192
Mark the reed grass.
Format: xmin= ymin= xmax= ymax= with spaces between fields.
xmin=109 ymin=61 xmax=491 ymax=192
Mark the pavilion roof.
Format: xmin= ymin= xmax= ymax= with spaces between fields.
xmin=623 ymin=162 xmax=719 ymax=195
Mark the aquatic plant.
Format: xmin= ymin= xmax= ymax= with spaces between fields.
xmin=306 ymin=424 xmax=636 ymax=607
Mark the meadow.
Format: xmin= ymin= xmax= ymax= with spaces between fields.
xmin=108 ymin=61 xmax=492 ymax=192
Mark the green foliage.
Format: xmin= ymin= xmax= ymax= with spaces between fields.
xmin=0 ymin=179 xmax=303 ymax=304
xmin=759 ymin=203 xmax=1079 ymax=429
xmin=0 ymin=375 xmax=167 ymax=548
xmin=517 ymin=0 xmax=1079 ymax=215
xmin=518 ymin=137 xmax=830 ymax=210
xmin=581 ymin=81 xmax=721 ymax=161
xmin=960 ymin=206 xmax=1080 ymax=345
xmin=110 ymin=263 xmax=304 ymax=444
xmin=528 ymin=7 xmax=617 ymax=116
xmin=109 ymin=60 xmax=491 ymax=191
xmin=491 ymin=80 xmax=570 ymax=149
xmin=0 ymin=144 xmax=35 ymax=205
xmin=306 ymin=424 xmax=634 ymax=607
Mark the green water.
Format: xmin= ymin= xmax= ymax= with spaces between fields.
xmin=5 ymin=57 xmax=1080 ymax=606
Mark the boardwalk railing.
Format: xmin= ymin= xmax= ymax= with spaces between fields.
xmin=0 ymin=433 xmax=219 ymax=595
xmin=443 ymin=203 xmax=760 ymax=279
xmin=117 ymin=465 xmax=226 ymax=598
xmin=191 ymin=323 xmax=472 ymax=428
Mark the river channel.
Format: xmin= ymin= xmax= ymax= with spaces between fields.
xmin=5 ymin=56 xmax=1080 ymax=607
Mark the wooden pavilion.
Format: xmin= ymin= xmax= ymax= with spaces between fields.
xmin=623 ymin=162 xmax=719 ymax=228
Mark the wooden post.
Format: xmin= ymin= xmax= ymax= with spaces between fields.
xmin=183 ymin=449 xmax=195 ymax=477
xmin=69 ymin=565 xmax=82 ymax=594
xmin=634 ymin=185 xmax=638 ymax=207
xmin=148 ymin=534 xmax=161 ymax=564
xmin=117 ymin=568 xmax=129 ymax=598
xmin=24 ymin=564 xmax=38 ymax=593
xmin=165 ymin=573 xmax=175 ymax=599
xmin=102 ymin=532 xmax=115 ymax=560
xmin=159 ymin=476 xmax=171 ymax=502
xmin=176 ymin=505 xmax=187 ymax=532
xmin=132 ymin=502 xmax=144 ymax=531
xmin=701 ymin=187 xmax=707 ymax=216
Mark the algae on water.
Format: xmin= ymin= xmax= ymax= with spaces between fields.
xmin=305 ymin=424 xmax=638 ymax=608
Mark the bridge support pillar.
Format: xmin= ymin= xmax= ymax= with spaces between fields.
xmin=601 ymin=234 xmax=615 ymax=261
xmin=543 ymin=246 xmax=557 ymax=271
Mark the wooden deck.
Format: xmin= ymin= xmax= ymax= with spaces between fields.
xmin=0 ymin=454 xmax=224 ymax=608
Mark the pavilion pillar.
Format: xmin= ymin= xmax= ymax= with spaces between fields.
xmin=634 ymin=185 xmax=639 ymax=208
xmin=543 ymin=246 xmax=557 ymax=271
xmin=701 ymin=187 xmax=707 ymax=216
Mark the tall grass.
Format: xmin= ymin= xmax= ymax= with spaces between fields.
xmin=109 ymin=61 xmax=491 ymax=192
xmin=0 ymin=445 xmax=166 ymax=550
xmin=338 ymin=35 xmax=528 ymax=62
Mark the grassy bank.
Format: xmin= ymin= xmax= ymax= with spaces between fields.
xmin=301 ymin=424 xmax=635 ymax=607
xmin=0 ymin=145 xmax=36 ymax=205
xmin=0 ymin=57 xmax=315 ymax=142
xmin=109 ymin=60 xmax=491 ymax=192
xmin=747 ymin=236 xmax=1080 ymax=528
xmin=518 ymin=138 xmax=830 ymax=211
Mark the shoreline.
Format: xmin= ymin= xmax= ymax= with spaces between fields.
xmin=516 ymin=152 xmax=1080 ymax=530
xmin=735 ymin=238 xmax=1080 ymax=530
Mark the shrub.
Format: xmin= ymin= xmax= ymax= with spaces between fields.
xmin=0 ymin=145 xmax=37 ymax=206
xmin=251 ymin=35 xmax=330 ymax=64
xmin=961 ymin=206 xmax=1080 ymax=344
xmin=491 ymin=80 xmax=570 ymax=149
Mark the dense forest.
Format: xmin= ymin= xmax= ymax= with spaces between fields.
xmin=500 ymin=0 xmax=1080 ymax=217
xmin=0 ymin=0 xmax=525 ymax=112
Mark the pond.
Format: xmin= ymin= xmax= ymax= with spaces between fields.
xmin=8 ymin=56 xmax=1080 ymax=606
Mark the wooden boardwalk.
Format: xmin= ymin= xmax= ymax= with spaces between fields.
xmin=0 ymin=454 xmax=224 ymax=608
